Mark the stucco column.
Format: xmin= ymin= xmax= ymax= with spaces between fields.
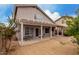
xmin=57 ymin=27 xmax=59 ymax=36
xmin=61 ymin=27 xmax=64 ymax=36
xmin=53 ymin=27 xmax=56 ymax=36
xmin=40 ymin=25 xmax=43 ymax=40
xmin=21 ymin=22 xmax=23 ymax=45
xmin=50 ymin=27 xmax=52 ymax=38
xmin=33 ymin=28 xmax=36 ymax=39
xmin=43 ymin=27 xmax=45 ymax=36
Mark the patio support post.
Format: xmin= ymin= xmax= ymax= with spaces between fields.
xmin=57 ymin=27 xmax=59 ymax=36
xmin=33 ymin=28 xmax=36 ymax=39
xmin=40 ymin=25 xmax=43 ymax=40
xmin=50 ymin=27 xmax=52 ymax=38
xmin=53 ymin=27 xmax=55 ymax=36
xmin=61 ymin=27 xmax=64 ymax=36
xmin=21 ymin=22 xmax=23 ymax=46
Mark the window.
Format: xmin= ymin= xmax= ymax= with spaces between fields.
xmin=25 ymin=27 xmax=29 ymax=35
xmin=25 ymin=27 xmax=33 ymax=36
xmin=34 ymin=14 xmax=43 ymax=20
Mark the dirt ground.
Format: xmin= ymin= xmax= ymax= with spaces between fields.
xmin=10 ymin=36 xmax=79 ymax=55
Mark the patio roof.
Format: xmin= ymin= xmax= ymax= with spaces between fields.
xmin=20 ymin=19 xmax=56 ymax=27
xmin=56 ymin=24 xmax=68 ymax=27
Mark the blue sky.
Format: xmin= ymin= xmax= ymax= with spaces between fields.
xmin=39 ymin=4 xmax=79 ymax=16
xmin=0 ymin=4 xmax=79 ymax=23
xmin=0 ymin=4 xmax=14 ymax=23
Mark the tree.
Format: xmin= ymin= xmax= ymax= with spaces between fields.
xmin=72 ymin=16 xmax=79 ymax=44
xmin=64 ymin=14 xmax=79 ymax=44
xmin=63 ymin=16 xmax=74 ymax=36
xmin=0 ymin=16 xmax=17 ymax=54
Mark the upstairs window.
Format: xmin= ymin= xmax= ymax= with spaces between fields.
xmin=34 ymin=14 xmax=43 ymax=21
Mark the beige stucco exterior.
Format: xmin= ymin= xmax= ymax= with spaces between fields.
xmin=14 ymin=4 xmax=56 ymax=46
xmin=14 ymin=4 xmax=67 ymax=46
xmin=55 ymin=17 xmax=67 ymax=27
xmin=15 ymin=5 xmax=54 ymax=26
xmin=54 ymin=16 xmax=71 ymax=36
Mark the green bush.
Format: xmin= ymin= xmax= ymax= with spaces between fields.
xmin=64 ymin=30 xmax=71 ymax=36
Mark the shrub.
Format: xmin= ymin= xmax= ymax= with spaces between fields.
xmin=64 ymin=30 xmax=72 ymax=36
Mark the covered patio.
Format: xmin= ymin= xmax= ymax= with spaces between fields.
xmin=54 ymin=24 xmax=67 ymax=36
xmin=17 ymin=19 xmax=56 ymax=46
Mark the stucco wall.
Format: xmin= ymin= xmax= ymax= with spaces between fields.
xmin=55 ymin=18 xmax=67 ymax=27
xmin=16 ymin=7 xmax=53 ymax=24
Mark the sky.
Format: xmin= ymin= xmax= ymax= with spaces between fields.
xmin=0 ymin=4 xmax=79 ymax=24
xmin=0 ymin=4 xmax=14 ymax=24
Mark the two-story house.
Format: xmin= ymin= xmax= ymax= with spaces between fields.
xmin=13 ymin=4 xmax=56 ymax=45
xmin=13 ymin=4 xmax=73 ymax=46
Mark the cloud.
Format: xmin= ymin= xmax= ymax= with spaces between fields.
xmin=45 ymin=10 xmax=61 ymax=21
